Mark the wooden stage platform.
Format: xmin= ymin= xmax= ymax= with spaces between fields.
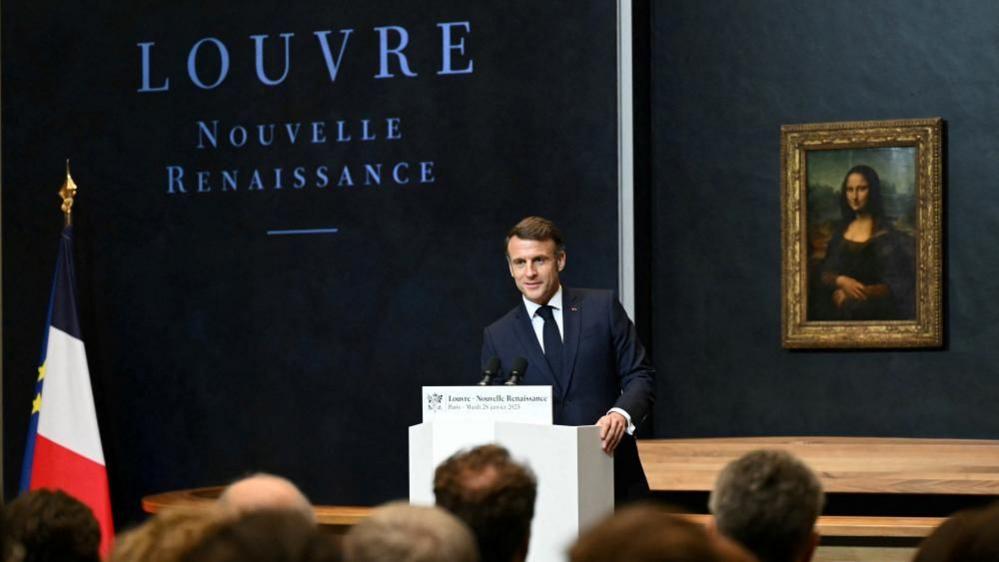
xmin=144 ymin=437 xmax=999 ymax=562
xmin=639 ymin=436 xmax=999 ymax=495
xmin=639 ymin=437 xmax=999 ymax=536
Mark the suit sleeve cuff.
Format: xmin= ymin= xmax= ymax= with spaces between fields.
xmin=608 ymin=407 xmax=635 ymax=435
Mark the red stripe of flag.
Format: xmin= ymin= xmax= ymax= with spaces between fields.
xmin=31 ymin=434 xmax=114 ymax=558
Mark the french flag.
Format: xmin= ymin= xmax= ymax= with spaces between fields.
xmin=20 ymin=226 xmax=114 ymax=557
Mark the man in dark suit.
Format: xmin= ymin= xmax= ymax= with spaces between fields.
xmin=481 ymin=216 xmax=655 ymax=503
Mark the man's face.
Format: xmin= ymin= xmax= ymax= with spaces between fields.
xmin=507 ymin=236 xmax=566 ymax=305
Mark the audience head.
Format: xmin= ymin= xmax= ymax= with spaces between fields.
xmin=1 ymin=503 xmax=24 ymax=562
xmin=708 ymin=450 xmax=824 ymax=562
xmin=111 ymin=504 xmax=228 ymax=562
xmin=4 ymin=489 xmax=100 ymax=562
xmin=914 ymin=501 xmax=999 ymax=562
xmin=185 ymin=510 xmax=339 ymax=562
xmin=218 ymin=473 xmax=315 ymax=524
xmin=343 ymin=501 xmax=477 ymax=562
xmin=433 ymin=444 xmax=537 ymax=562
xmin=570 ymin=503 xmax=754 ymax=562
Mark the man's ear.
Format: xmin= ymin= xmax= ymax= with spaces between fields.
xmin=557 ymin=252 xmax=566 ymax=272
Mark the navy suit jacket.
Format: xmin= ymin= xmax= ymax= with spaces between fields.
xmin=480 ymin=287 xmax=655 ymax=502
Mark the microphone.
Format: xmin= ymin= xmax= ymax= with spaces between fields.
xmin=504 ymin=357 xmax=528 ymax=385
xmin=477 ymin=357 xmax=501 ymax=386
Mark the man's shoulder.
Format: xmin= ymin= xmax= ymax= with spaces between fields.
xmin=565 ymin=287 xmax=617 ymax=307
xmin=485 ymin=302 xmax=524 ymax=332
xmin=485 ymin=288 xmax=619 ymax=332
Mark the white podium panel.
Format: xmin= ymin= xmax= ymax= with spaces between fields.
xmin=409 ymin=420 xmax=613 ymax=562
xmin=495 ymin=423 xmax=613 ymax=562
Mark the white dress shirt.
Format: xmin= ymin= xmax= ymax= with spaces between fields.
xmin=522 ymin=288 xmax=564 ymax=351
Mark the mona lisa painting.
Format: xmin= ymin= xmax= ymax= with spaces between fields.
xmin=781 ymin=118 xmax=942 ymax=348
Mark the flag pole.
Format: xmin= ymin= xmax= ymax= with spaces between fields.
xmin=22 ymin=162 xmax=115 ymax=556
xmin=59 ymin=160 xmax=77 ymax=227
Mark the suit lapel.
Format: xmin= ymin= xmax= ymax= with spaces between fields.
xmin=512 ymin=305 xmax=562 ymax=394
xmin=561 ymin=288 xmax=581 ymax=400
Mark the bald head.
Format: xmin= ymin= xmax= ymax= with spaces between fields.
xmin=218 ymin=474 xmax=315 ymax=524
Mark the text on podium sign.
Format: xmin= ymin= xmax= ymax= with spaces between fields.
xmin=421 ymin=386 xmax=553 ymax=424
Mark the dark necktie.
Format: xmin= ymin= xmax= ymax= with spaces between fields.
xmin=536 ymin=305 xmax=564 ymax=383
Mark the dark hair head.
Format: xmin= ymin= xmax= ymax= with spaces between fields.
xmin=184 ymin=510 xmax=340 ymax=562
xmin=0 ymin=500 xmax=19 ymax=562
xmin=709 ymin=450 xmax=824 ymax=562
xmin=839 ymin=164 xmax=885 ymax=222
xmin=915 ymin=501 xmax=999 ymax=562
xmin=434 ymin=445 xmax=537 ymax=562
xmin=4 ymin=489 xmax=101 ymax=562
xmin=569 ymin=504 xmax=722 ymax=562
xmin=505 ymin=217 xmax=564 ymax=257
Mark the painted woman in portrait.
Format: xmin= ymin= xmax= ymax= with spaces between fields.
xmin=815 ymin=165 xmax=916 ymax=320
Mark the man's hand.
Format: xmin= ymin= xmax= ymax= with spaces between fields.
xmin=596 ymin=412 xmax=627 ymax=455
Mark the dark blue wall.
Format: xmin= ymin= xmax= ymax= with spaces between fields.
xmin=2 ymin=1 xmax=621 ymax=525
xmin=651 ymin=0 xmax=999 ymax=438
xmin=10 ymin=0 xmax=999 ymax=530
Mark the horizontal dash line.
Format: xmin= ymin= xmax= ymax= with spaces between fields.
xmin=267 ymin=228 xmax=340 ymax=236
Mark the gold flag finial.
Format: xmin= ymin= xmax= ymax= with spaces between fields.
xmin=59 ymin=159 xmax=78 ymax=226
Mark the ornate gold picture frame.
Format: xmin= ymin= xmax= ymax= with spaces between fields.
xmin=781 ymin=118 xmax=943 ymax=348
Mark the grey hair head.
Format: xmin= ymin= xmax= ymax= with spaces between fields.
xmin=708 ymin=449 xmax=825 ymax=562
xmin=344 ymin=501 xmax=479 ymax=562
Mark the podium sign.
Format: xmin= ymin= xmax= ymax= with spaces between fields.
xmin=421 ymin=385 xmax=553 ymax=424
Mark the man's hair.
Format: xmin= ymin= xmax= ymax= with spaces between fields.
xmin=709 ymin=449 xmax=825 ymax=562
xmin=184 ymin=510 xmax=340 ymax=562
xmin=569 ymin=503 xmax=721 ymax=562
xmin=505 ymin=216 xmax=565 ymax=256
xmin=914 ymin=501 xmax=999 ymax=562
xmin=343 ymin=502 xmax=478 ymax=562
xmin=218 ymin=473 xmax=315 ymax=525
xmin=434 ymin=445 xmax=537 ymax=562
xmin=111 ymin=504 xmax=229 ymax=562
xmin=4 ymin=489 xmax=101 ymax=562
xmin=1 ymin=500 xmax=23 ymax=562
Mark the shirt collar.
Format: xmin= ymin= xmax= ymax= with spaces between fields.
xmin=523 ymin=285 xmax=563 ymax=317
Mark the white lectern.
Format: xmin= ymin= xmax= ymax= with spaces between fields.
xmin=409 ymin=386 xmax=613 ymax=562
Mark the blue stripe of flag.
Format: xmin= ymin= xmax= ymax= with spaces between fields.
xmin=19 ymin=226 xmax=78 ymax=493
xmin=50 ymin=228 xmax=83 ymax=338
